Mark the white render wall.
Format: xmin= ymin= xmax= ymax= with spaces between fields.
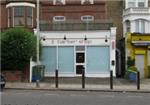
xmin=123 ymin=6 xmax=150 ymax=37
xmin=37 ymin=28 xmax=116 ymax=77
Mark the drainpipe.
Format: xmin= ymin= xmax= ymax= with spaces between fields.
xmin=29 ymin=58 xmax=32 ymax=82
xmin=116 ymin=48 xmax=121 ymax=77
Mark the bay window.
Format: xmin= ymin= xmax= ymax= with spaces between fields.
xmin=135 ymin=19 xmax=145 ymax=33
xmin=12 ymin=6 xmax=33 ymax=27
xmin=14 ymin=7 xmax=25 ymax=26
xmin=125 ymin=20 xmax=131 ymax=32
xmin=27 ymin=7 xmax=33 ymax=27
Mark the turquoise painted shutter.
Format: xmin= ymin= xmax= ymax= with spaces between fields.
xmin=86 ymin=46 xmax=110 ymax=73
xmin=58 ymin=47 xmax=74 ymax=73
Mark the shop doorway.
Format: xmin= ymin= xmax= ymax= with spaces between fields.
xmin=75 ymin=46 xmax=85 ymax=75
xmin=135 ymin=55 xmax=144 ymax=78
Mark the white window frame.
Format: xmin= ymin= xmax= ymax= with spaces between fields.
xmin=128 ymin=0 xmax=136 ymax=8
xmin=53 ymin=0 xmax=66 ymax=5
xmin=81 ymin=15 xmax=94 ymax=22
xmin=126 ymin=0 xmax=148 ymax=8
xmin=81 ymin=0 xmax=94 ymax=5
xmin=135 ymin=19 xmax=146 ymax=33
xmin=53 ymin=16 xmax=66 ymax=22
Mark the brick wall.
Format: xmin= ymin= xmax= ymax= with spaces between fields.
xmin=2 ymin=71 xmax=23 ymax=82
xmin=106 ymin=0 xmax=123 ymax=41
xmin=40 ymin=4 xmax=106 ymax=22
xmin=2 ymin=64 xmax=30 ymax=82
xmin=0 ymin=3 xmax=8 ymax=30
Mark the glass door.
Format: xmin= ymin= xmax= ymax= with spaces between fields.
xmin=75 ymin=46 xmax=85 ymax=75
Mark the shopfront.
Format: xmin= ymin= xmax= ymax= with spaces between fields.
xmin=126 ymin=33 xmax=150 ymax=78
xmin=39 ymin=28 xmax=116 ymax=77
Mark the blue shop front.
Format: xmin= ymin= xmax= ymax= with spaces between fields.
xmin=39 ymin=28 xmax=116 ymax=77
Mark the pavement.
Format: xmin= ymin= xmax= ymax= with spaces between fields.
xmin=4 ymin=78 xmax=150 ymax=93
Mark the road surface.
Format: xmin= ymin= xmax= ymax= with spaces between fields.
xmin=1 ymin=89 xmax=150 ymax=105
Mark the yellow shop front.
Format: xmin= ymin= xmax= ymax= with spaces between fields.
xmin=126 ymin=33 xmax=150 ymax=78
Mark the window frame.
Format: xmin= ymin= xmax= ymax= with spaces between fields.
xmin=81 ymin=0 xmax=94 ymax=5
xmin=53 ymin=16 xmax=66 ymax=22
xmin=27 ymin=7 xmax=33 ymax=27
xmin=135 ymin=19 xmax=146 ymax=33
xmin=53 ymin=0 xmax=66 ymax=5
xmin=13 ymin=6 xmax=25 ymax=27
xmin=81 ymin=15 xmax=94 ymax=22
xmin=126 ymin=0 xmax=147 ymax=8
xmin=12 ymin=6 xmax=33 ymax=27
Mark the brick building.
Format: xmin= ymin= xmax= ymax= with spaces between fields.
xmin=0 ymin=0 xmax=117 ymax=81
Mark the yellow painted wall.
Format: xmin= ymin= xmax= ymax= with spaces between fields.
xmin=126 ymin=33 xmax=150 ymax=78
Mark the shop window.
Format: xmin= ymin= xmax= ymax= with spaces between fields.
xmin=58 ymin=47 xmax=74 ymax=73
xmin=86 ymin=46 xmax=110 ymax=73
xmin=81 ymin=15 xmax=94 ymax=22
xmin=41 ymin=47 xmax=56 ymax=73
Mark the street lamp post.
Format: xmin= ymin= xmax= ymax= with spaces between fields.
xmin=36 ymin=0 xmax=40 ymax=64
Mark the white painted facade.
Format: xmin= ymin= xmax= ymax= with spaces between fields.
xmin=33 ymin=28 xmax=116 ymax=78
xmin=123 ymin=0 xmax=150 ymax=37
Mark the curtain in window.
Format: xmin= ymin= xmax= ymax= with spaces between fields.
xmin=135 ymin=19 xmax=145 ymax=33
xmin=135 ymin=20 xmax=140 ymax=32
xmin=27 ymin=7 xmax=32 ymax=26
xmin=14 ymin=6 xmax=25 ymax=26
xmin=141 ymin=20 xmax=145 ymax=33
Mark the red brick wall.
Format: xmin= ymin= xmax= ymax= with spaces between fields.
xmin=1 ymin=0 xmax=107 ymax=30
xmin=41 ymin=4 xmax=106 ymax=22
xmin=2 ymin=71 xmax=23 ymax=82
xmin=0 ymin=3 xmax=8 ymax=30
xmin=2 ymin=64 xmax=30 ymax=82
